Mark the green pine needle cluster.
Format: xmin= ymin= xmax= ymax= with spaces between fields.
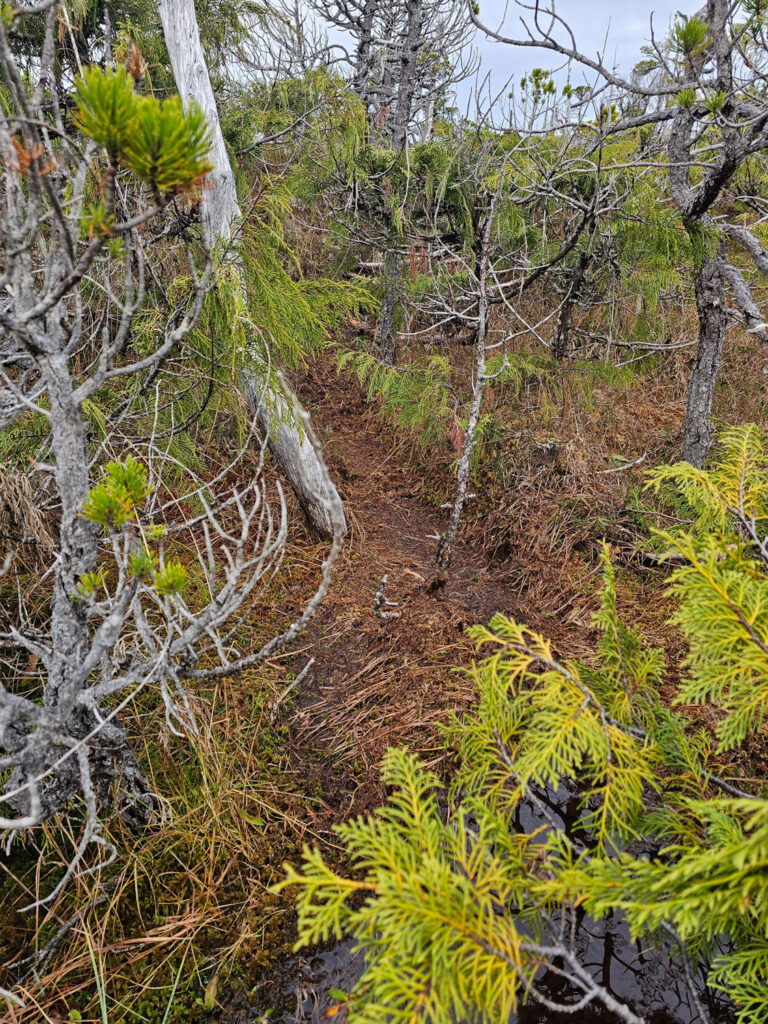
xmin=75 ymin=65 xmax=212 ymax=194
xmin=79 ymin=458 xmax=187 ymax=601
xmin=81 ymin=455 xmax=149 ymax=531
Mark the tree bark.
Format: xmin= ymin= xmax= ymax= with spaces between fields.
xmin=681 ymin=245 xmax=727 ymax=467
xmin=376 ymin=0 xmax=424 ymax=365
xmin=553 ymin=251 xmax=589 ymax=362
xmin=158 ymin=0 xmax=346 ymax=539
xmin=44 ymin=342 xmax=152 ymax=821
xmin=7 ymin=338 xmax=154 ymax=823
xmin=378 ymin=243 xmax=401 ymax=365
xmin=665 ymin=2 xmax=740 ymax=466
xmin=389 ymin=0 xmax=424 ymax=153
xmin=436 ymin=213 xmax=493 ymax=570
xmin=352 ymin=0 xmax=379 ymax=107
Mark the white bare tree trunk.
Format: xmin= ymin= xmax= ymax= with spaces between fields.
xmin=158 ymin=0 xmax=346 ymax=539
xmin=435 ymin=211 xmax=493 ymax=571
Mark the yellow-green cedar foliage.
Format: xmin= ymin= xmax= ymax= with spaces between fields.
xmin=280 ymin=424 xmax=768 ymax=1024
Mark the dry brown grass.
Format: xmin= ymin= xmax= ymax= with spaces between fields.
xmin=0 ymin=668 xmax=320 ymax=1022
xmin=0 ymin=468 xmax=54 ymax=561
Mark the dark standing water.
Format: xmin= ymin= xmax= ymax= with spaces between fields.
xmin=270 ymin=783 xmax=736 ymax=1024
xmin=277 ymin=918 xmax=735 ymax=1024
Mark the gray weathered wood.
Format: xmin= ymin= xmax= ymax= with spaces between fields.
xmin=158 ymin=0 xmax=346 ymax=538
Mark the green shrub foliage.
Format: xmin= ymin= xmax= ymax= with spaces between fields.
xmin=282 ymin=425 xmax=768 ymax=1024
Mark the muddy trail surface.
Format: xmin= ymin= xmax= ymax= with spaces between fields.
xmin=286 ymin=362 xmax=520 ymax=814
xmin=251 ymin=362 xmax=732 ymax=1024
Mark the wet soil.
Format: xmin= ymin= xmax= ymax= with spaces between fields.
xmin=283 ymin=362 xmax=523 ymax=822
xmin=278 ymin=926 xmax=735 ymax=1024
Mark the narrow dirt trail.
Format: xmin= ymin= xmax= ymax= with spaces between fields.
xmin=284 ymin=361 xmax=522 ymax=820
xmin=265 ymin=366 xmax=721 ymax=1024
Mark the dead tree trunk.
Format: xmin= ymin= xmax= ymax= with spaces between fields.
xmin=436 ymin=211 xmax=494 ymax=570
xmin=158 ymin=0 xmax=346 ymax=538
xmin=671 ymin=1 xmax=736 ymax=467
xmin=352 ymin=0 xmax=379 ymax=106
xmin=378 ymin=245 xmax=402 ymax=365
xmin=681 ymin=244 xmax=727 ymax=467
xmin=39 ymin=349 xmax=153 ymax=821
xmin=389 ymin=0 xmax=424 ymax=151
xmin=377 ymin=0 xmax=424 ymax=365
xmin=553 ymin=251 xmax=589 ymax=362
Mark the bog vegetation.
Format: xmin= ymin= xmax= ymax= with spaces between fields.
xmin=0 ymin=0 xmax=767 ymax=1022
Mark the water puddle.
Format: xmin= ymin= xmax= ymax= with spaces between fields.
xmin=270 ymin=783 xmax=736 ymax=1024
xmin=275 ymin=920 xmax=734 ymax=1024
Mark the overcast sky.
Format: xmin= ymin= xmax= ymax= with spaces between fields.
xmin=461 ymin=1 xmax=685 ymax=106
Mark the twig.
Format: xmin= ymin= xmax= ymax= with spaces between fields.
xmin=269 ymin=658 xmax=315 ymax=724
xmin=601 ymin=452 xmax=647 ymax=475
xmin=373 ymin=574 xmax=401 ymax=620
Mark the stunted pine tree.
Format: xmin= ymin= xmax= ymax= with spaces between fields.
xmin=304 ymin=0 xmax=475 ymax=363
xmin=0 ymin=5 xmax=342 ymax=992
xmin=471 ymin=0 xmax=768 ymax=467
xmin=338 ymin=99 xmax=627 ymax=568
